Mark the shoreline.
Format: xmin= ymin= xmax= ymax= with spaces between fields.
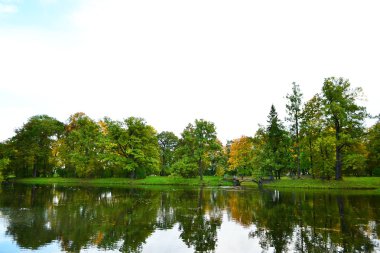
xmin=6 ymin=176 xmax=380 ymax=191
xmin=9 ymin=176 xmax=233 ymax=187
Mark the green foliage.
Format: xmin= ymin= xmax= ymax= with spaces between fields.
xmin=171 ymin=158 xmax=198 ymax=178
xmin=343 ymin=142 xmax=367 ymax=176
xmin=312 ymin=132 xmax=335 ymax=179
xmin=321 ymin=77 xmax=367 ymax=179
xmin=286 ymin=82 xmax=303 ymax=177
xmin=373 ymin=168 xmax=380 ymax=177
xmin=0 ymin=76 xmax=376 ymax=181
xmin=0 ymin=157 xmax=10 ymax=181
xmin=265 ymin=105 xmax=291 ymax=179
xmin=58 ymin=113 xmax=105 ymax=178
xmin=174 ymin=119 xmax=222 ymax=180
xmin=367 ymin=121 xmax=380 ymax=176
xmin=157 ymin=131 xmax=179 ymax=176
xmin=7 ymin=115 xmax=64 ymax=178
xmin=250 ymin=106 xmax=293 ymax=181
xmin=299 ymin=95 xmax=324 ymax=176
xmin=104 ymin=117 xmax=160 ymax=179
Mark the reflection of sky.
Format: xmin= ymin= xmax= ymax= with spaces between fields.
xmin=0 ymin=212 xmax=266 ymax=253
xmin=1 ymin=209 xmax=379 ymax=252
xmin=0 ymin=0 xmax=78 ymax=29
xmin=0 ymin=216 xmax=61 ymax=253
xmin=142 ymin=212 xmax=266 ymax=253
xmin=214 ymin=212 xmax=266 ymax=253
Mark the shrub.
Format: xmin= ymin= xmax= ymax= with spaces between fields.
xmin=171 ymin=159 xmax=198 ymax=178
xmin=373 ymin=167 xmax=380 ymax=177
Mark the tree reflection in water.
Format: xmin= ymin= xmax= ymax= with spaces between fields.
xmin=0 ymin=184 xmax=379 ymax=253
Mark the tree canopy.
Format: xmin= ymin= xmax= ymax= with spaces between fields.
xmin=0 ymin=77 xmax=378 ymax=181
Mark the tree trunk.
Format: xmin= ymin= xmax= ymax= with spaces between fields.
xmin=335 ymin=125 xmax=342 ymax=180
xmin=33 ymin=161 xmax=37 ymax=178
xmin=130 ymin=169 xmax=135 ymax=179
xmin=43 ymin=157 xmax=47 ymax=177
xmin=160 ymin=156 xmax=165 ymax=176
xmin=309 ymin=137 xmax=314 ymax=178
xmin=335 ymin=147 xmax=342 ymax=180
xmin=296 ymin=117 xmax=301 ymax=178
xmin=198 ymin=158 xmax=203 ymax=180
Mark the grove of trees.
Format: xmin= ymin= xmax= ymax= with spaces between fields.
xmin=0 ymin=77 xmax=379 ymax=180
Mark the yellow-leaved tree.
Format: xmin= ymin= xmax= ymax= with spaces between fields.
xmin=228 ymin=136 xmax=254 ymax=178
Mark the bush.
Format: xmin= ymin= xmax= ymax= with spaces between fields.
xmin=373 ymin=167 xmax=380 ymax=177
xmin=171 ymin=159 xmax=198 ymax=178
xmin=135 ymin=168 xmax=147 ymax=179
xmin=0 ymin=158 xmax=10 ymax=180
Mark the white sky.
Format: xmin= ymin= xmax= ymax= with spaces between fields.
xmin=1 ymin=0 xmax=380 ymax=143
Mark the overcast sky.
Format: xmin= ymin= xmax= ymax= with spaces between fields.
xmin=1 ymin=0 xmax=379 ymax=143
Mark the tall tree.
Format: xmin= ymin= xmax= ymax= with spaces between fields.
xmin=286 ymin=82 xmax=303 ymax=178
xmin=266 ymin=105 xmax=290 ymax=179
xmin=59 ymin=113 xmax=105 ymax=178
xmin=193 ymin=119 xmax=220 ymax=180
xmin=157 ymin=131 xmax=179 ymax=176
xmin=321 ymin=77 xmax=367 ymax=180
xmin=300 ymin=95 xmax=324 ymax=177
xmin=174 ymin=120 xmax=220 ymax=180
xmin=251 ymin=126 xmax=268 ymax=178
xmin=9 ymin=115 xmax=64 ymax=177
xmin=105 ymin=117 xmax=160 ymax=178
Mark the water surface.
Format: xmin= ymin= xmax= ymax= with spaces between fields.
xmin=0 ymin=184 xmax=379 ymax=252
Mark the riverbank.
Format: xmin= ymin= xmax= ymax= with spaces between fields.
xmin=8 ymin=176 xmax=380 ymax=190
xmin=11 ymin=176 xmax=233 ymax=187
xmin=257 ymin=176 xmax=380 ymax=190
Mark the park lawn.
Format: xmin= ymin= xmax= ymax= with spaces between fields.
xmin=11 ymin=176 xmax=380 ymax=190
xmin=13 ymin=176 xmax=233 ymax=187
xmin=264 ymin=176 xmax=380 ymax=190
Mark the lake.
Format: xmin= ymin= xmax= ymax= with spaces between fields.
xmin=0 ymin=184 xmax=379 ymax=253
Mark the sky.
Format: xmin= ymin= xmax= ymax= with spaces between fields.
xmin=1 ymin=0 xmax=380 ymax=143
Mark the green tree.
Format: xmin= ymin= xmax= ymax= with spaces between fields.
xmin=251 ymin=126 xmax=268 ymax=178
xmin=266 ymin=105 xmax=291 ymax=179
xmin=157 ymin=131 xmax=179 ymax=176
xmin=286 ymin=82 xmax=303 ymax=178
xmin=207 ymin=139 xmax=227 ymax=176
xmin=0 ymin=157 xmax=10 ymax=181
xmin=105 ymin=117 xmax=160 ymax=178
xmin=59 ymin=112 xmax=106 ymax=178
xmin=0 ymin=142 xmax=11 ymax=180
xmin=313 ymin=128 xmax=336 ymax=179
xmin=343 ymin=141 xmax=367 ymax=176
xmin=321 ymin=77 xmax=367 ymax=180
xmin=300 ymin=95 xmax=324 ymax=177
xmin=366 ymin=121 xmax=380 ymax=176
xmin=9 ymin=115 xmax=64 ymax=178
xmin=174 ymin=119 xmax=221 ymax=179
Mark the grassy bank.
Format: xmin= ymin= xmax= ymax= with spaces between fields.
xmin=10 ymin=176 xmax=380 ymax=190
xmin=12 ymin=176 xmax=233 ymax=187
xmin=261 ymin=176 xmax=380 ymax=190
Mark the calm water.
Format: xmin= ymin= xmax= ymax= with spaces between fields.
xmin=0 ymin=184 xmax=379 ymax=253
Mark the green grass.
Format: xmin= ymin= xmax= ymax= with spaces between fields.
xmin=11 ymin=176 xmax=380 ymax=191
xmin=263 ymin=176 xmax=380 ymax=190
xmin=13 ymin=176 xmax=233 ymax=187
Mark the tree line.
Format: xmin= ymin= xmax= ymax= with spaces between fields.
xmin=0 ymin=76 xmax=379 ymax=180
